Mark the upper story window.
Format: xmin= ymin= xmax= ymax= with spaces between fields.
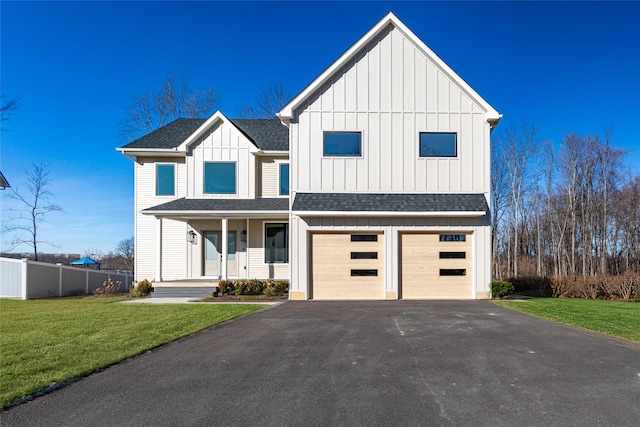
xmin=323 ymin=131 xmax=362 ymax=156
xmin=204 ymin=161 xmax=236 ymax=194
xmin=156 ymin=164 xmax=175 ymax=196
xmin=279 ymin=163 xmax=290 ymax=196
xmin=419 ymin=132 xmax=457 ymax=157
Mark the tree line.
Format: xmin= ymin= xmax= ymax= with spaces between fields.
xmin=492 ymin=121 xmax=639 ymax=279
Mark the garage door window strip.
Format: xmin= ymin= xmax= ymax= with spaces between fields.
xmin=351 ymin=234 xmax=378 ymax=242
xmin=439 ymin=234 xmax=466 ymax=242
xmin=439 ymin=251 xmax=466 ymax=259
xmin=440 ymin=269 xmax=466 ymax=276
xmin=351 ymin=269 xmax=378 ymax=276
xmin=351 ymin=252 xmax=378 ymax=259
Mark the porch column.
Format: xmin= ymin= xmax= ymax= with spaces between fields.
xmin=156 ymin=217 xmax=163 ymax=282
xmin=246 ymin=218 xmax=250 ymax=278
xmin=221 ymin=217 xmax=228 ymax=280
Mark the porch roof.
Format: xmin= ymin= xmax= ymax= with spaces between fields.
xmin=291 ymin=193 xmax=488 ymax=217
xmin=143 ymin=197 xmax=289 ymax=218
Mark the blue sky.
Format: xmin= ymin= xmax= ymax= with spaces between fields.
xmin=1 ymin=1 xmax=639 ymax=255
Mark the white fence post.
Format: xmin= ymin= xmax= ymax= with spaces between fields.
xmin=57 ymin=263 xmax=63 ymax=297
xmin=21 ymin=258 xmax=28 ymax=300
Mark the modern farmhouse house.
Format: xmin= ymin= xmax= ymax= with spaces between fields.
xmin=118 ymin=12 xmax=501 ymax=300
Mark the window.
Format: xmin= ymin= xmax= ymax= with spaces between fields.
xmin=351 ymin=252 xmax=378 ymax=259
xmin=440 ymin=252 xmax=466 ymax=259
xmin=440 ymin=269 xmax=467 ymax=276
xmin=351 ymin=269 xmax=378 ymax=277
xmin=324 ymin=132 xmax=362 ymax=156
xmin=265 ymin=223 xmax=288 ymax=263
xmin=419 ymin=132 xmax=457 ymax=157
xmin=156 ymin=164 xmax=175 ymax=196
xmin=351 ymin=234 xmax=378 ymax=242
xmin=439 ymin=234 xmax=466 ymax=242
xmin=279 ymin=163 xmax=289 ymax=195
xmin=204 ymin=162 xmax=236 ymax=194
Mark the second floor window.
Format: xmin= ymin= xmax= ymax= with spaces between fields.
xmin=323 ymin=131 xmax=362 ymax=156
xmin=279 ymin=163 xmax=290 ymax=195
xmin=156 ymin=164 xmax=175 ymax=196
xmin=419 ymin=132 xmax=457 ymax=157
xmin=204 ymin=161 xmax=236 ymax=194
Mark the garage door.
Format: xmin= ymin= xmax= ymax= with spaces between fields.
xmin=311 ymin=233 xmax=384 ymax=300
xmin=400 ymin=232 xmax=472 ymax=299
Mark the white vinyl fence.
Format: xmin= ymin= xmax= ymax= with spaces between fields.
xmin=0 ymin=257 xmax=133 ymax=299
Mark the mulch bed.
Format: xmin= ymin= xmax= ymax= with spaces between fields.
xmin=198 ymin=295 xmax=288 ymax=302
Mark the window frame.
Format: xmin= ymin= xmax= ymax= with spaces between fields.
xmin=155 ymin=163 xmax=176 ymax=197
xmin=277 ymin=161 xmax=290 ymax=197
xmin=203 ymin=161 xmax=237 ymax=195
xmin=323 ymin=131 xmax=363 ymax=157
xmin=418 ymin=132 xmax=458 ymax=158
xmin=263 ymin=222 xmax=289 ymax=264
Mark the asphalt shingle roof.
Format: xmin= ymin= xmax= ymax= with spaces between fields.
xmin=120 ymin=117 xmax=289 ymax=151
xmin=291 ymin=193 xmax=488 ymax=212
xmin=120 ymin=119 xmax=207 ymax=149
xmin=144 ymin=198 xmax=289 ymax=212
xmin=230 ymin=118 xmax=289 ymax=151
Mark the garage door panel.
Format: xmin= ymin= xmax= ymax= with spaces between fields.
xmin=401 ymin=233 xmax=472 ymax=299
xmin=312 ymin=233 xmax=384 ymax=300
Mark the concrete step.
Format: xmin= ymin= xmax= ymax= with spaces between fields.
xmin=152 ymin=286 xmax=216 ymax=299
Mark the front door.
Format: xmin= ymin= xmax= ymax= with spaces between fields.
xmin=204 ymin=231 xmax=237 ymax=277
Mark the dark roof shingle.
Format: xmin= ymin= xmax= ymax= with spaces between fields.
xmin=292 ymin=193 xmax=488 ymax=212
xmin=120 ymin=117 xmax=289 ymax=151
xmin=144 ymin=198 xmax=289 ymax=212
xmin=120 ymin=118 xmax=206 ymax=149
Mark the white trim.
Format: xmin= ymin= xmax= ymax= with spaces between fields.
xmin=275 ymin=160 xmax=290 ymax=197
xmin=177 ymin=111 xmax=261 ymax=153
xmin=203 ymin=160 xmax=238 ymax=196
xmin=262 ymin=220 xmax=290 ymax=265
xmin=256 ymin=150 xmax=290 ymax=156
xmin=293 ymin=211 xmax=486 ymax=218
xmin=144 ymin=210 xmax=289 ymax=219
xmin=155 ymin=162 xmax=177 ymax=197
xmin=221 ymin=219 xmax=228 ymax=280
xmin=278 ymin=12 xmax=501 ymax=125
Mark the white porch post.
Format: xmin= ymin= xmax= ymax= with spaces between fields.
xmin=246 ymin=218 xmax=250 ymax=278
xmin=221 ymin=217 xmax=228 ymax=280
xmin=156 ymin=217 xmax=163 ymax=282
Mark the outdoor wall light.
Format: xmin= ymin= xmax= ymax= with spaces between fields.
xmin=241 ymin=230 xmax=247 ymax=242
xmin=187 ymin=230 xmax=197 ymax=245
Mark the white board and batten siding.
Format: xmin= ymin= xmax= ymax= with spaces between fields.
xmin=290 ymin=25 xmax=491 ymax=195
xmin=187 ymin=120 xmax=255 ymax=199
xmin=134 ymin=156 xmax=187 ymax=282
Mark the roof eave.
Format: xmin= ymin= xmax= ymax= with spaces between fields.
xmin=292 ymin=210 xmax=487 ymax=217
xmin=142 ymin=209 xmax=290 ymax=219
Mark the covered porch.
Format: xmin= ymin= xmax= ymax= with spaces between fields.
xmin=143 ymin=197 xmax=290 ymax=285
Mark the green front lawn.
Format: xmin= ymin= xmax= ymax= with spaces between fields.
xmin=0 ymin=297 xmax=265 ymax=408
xmin=494 ymin=298 xmax=640 ymax=342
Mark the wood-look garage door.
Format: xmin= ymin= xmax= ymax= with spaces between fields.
xmin=311 ymin=233 xmax=384 ymax=300
xmin=401 ymin=233 xmax=472 ymax=299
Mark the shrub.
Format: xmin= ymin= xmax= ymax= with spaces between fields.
xmin=130 ymin=279 xmax=153 ymax=298
xmin=508 ymin=276 xmax=552 ymax=297
xmin=247 ymin=279 xmax=263 ymax=295
xmin=550 ymin=275 xmax=640 ymax=301
xmin=274 ymin=280 xmax=289 ymax=294
xmin=490 ymin=280 xmax=514 ymax=299
xmin=233 ymin=279 xmax=249 ymax=295
xmin=94 ymin=279 xmax=121 ymax=297
xmin=216 ymin=279 xmax=233 ymax=295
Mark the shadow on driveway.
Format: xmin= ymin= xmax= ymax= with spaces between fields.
xmin=2 ymin=301 xmax=639 ymax=426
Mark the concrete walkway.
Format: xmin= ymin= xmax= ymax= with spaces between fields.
xmin=2 ymin=301 xmax=639 ymax=426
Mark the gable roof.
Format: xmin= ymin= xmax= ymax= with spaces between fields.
xmin=120 ymin=118 xmax=206 ymax=149
xmin=118 ymin=114 xmax=289 ymax=152
xmin=230 ymin=118 xmax=289 ymax=151
xmin=292 ymin=193 xmax=488 ymax=216
xmin=278 ymin=12 xmax=501 ymax=125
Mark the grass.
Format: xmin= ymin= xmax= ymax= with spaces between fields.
xmin=494 ymin=298 xmax=640 ymax=342
xmin=0 ymin=297 xmax=265 ymax=408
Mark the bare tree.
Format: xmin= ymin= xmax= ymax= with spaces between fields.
xmin=1 ymin=91 xmax=19 ymax=130
xmin=4 ymin=162 xmax=63 ymax=260
xmin=236 ymin=83 xmax=292 ymax=119
xmin=119 ymin=75 xmax=220 ymax=141
xmin=115 ymin=237 xmax=134 ymax=272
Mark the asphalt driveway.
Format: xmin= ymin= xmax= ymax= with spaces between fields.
xmin=2 ymin=301 xmax=639 ymax=426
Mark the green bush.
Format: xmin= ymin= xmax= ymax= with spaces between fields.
xmin=233 ymin=279 xmax=249 ymax=295
xmin=247 ymin=279 xmax=263 ymax=295
xmin=130 ymin=279 xmax=153 ymax=298
xmin=491 ymin=280 xmax=514 ymax=299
